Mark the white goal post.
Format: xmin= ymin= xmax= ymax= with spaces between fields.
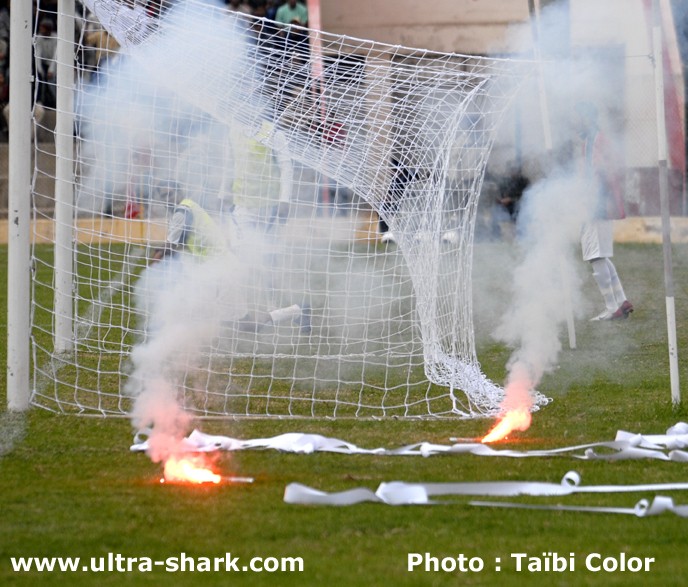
xmin=12 ymin=0 xmax=551 ymax=419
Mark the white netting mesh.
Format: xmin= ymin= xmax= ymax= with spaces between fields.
xmin=30 ymin=0 xmax=550 ymax=418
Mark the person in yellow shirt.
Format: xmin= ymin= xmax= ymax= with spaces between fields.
xmin=158 ymin=195 xmax=228 ymax=258
xmin=151 ymin=184 xmax=310 ymax=334
xmin=230 ymin=119 xmax=293 ymax=237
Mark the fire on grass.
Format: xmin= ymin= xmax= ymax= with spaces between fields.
xmin=481 ymin=369 xmax=535 ymax=443
xmin=159 ymin=453 xmax=255 ymax=485
xmin=481 ymin=408 xmax=532 ymax=443
xmin=161 ymin=454 xmax=222 ymax=484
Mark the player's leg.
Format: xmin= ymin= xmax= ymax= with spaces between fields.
xmin=605 ymin=258 xmax=633 ymax=318
xmin=583 ymin=220 xmax=631 ymax=321
xmin=589 ymin=257 xmax=618 ymax=320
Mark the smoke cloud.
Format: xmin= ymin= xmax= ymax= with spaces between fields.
xmin=127 ymin=252 xmax=251 ymax=462
xmin=489 ymin=0 xmax=638 ymax=421
xmin=75 ymin=2 xmax=264 ymax=462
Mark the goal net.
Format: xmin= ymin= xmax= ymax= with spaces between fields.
xmin=29 ymin=0 xmax=549 ymax=419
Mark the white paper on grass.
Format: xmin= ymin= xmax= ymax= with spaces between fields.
xmin=284 ymin=472 xmax=583 ymax=506
xmin=284 ymin=471 xmax=688 ymax=514
xmin=131 ymin=423 xmax=688 ymax=462
xmin=130 ymin=425 xmax=688 ymax=514
xmin=470 ymin=496 xmax=688 ymax=518
xmin=132 ymin=428 xmax=386 ymax=454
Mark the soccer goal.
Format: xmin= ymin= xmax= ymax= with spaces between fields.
xmin=10 ymin=0 xmax=550 ymax=419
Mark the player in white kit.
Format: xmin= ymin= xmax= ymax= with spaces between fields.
xmin=576 ymin=102 xmax=633 ymax=321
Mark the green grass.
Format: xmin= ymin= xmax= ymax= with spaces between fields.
xmin=2 ymin=242 xmax=688 ymax=586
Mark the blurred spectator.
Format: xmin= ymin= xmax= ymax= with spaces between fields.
xmin=145 ymin=0 xmax=175 ymax=18
xmin=496 ymin=161 xmax=529 ymax=223
xmin=227 ymin=0 xmax=252 ymax=14
xmin=35 ymin=18 xmax=58 ymax=108
xmin=83 ymin=27 xmax=121 ymax=83
xmin=0 ymin=0 xmax=9 ymax=45
xmin=251 ymin=1 xmax=267 ymax=18
xmin=274 ymin=0 xmax=309 ymax=70
xmin=0 ymin=39 xmax=7 ymax=98
xmin=247 ymin=3 xmax=279 ymax=48
xmin=275 ymin=0 xmax=308 ymax=26
xmin=2 ymin=100 xmax=46 ymax=144
xmin=0 ymin=38 xmax=7 ymax=137
xmin=265 ymin=0 xmax=279 ymax=20
xmin=38 ymin=0 xmax=59 ymax=31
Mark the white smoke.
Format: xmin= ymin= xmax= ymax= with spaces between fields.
xmin=75 ymin=2 xmax=261 ymax=461
xmin=491 ymin=0 xmax=631 ymax=415
xmin=128 ymin=252 xmax=252 ymax=463
xmin=76 ymin=1 xmax=242 ymax=215
xmin=493 ymin=171 xmax=593 ymax=405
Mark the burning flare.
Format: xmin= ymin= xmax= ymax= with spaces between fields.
xmin=161 ymin=454 xmax=221 ymax=484
xmin=481 ymin=408 xmax=532 ymax=443
xmin=482 ymin=364 xmax=535 ymax=443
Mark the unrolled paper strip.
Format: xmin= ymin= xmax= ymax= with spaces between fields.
xmin=131 ymin=423 xmax=688 ymax=462
xmin=283 ymin=472 xmax=688 ymax=517
xmin=470 ymin=496 xmax=688 ymax=518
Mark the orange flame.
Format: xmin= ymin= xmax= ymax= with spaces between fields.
xmin=481 ymin=408 xmax=532 ymax=443
xmin=161 ymin=454 xmax=221 ymax=484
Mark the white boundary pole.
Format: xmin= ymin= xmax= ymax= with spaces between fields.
xmin=7 ymin=0 xmax=34 ymax=410
xmin=54 ymin=0 xmax=76 ymax=353
xmin=652 ymin=0 xmax=680 ymax=405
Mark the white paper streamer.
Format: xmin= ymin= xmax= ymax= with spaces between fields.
xmin=132 ymin=429 xmax=386 ymax=454
xmin=131 ymin=423 xmax=688 ymax=462
xmin=283 ymin=471 xmax=688 ymax=506
xmin=470 ymin=496 xmax=688 ymax=518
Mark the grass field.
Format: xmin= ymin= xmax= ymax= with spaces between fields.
xmin=2 ymin=241 xmax=688 ymax=586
